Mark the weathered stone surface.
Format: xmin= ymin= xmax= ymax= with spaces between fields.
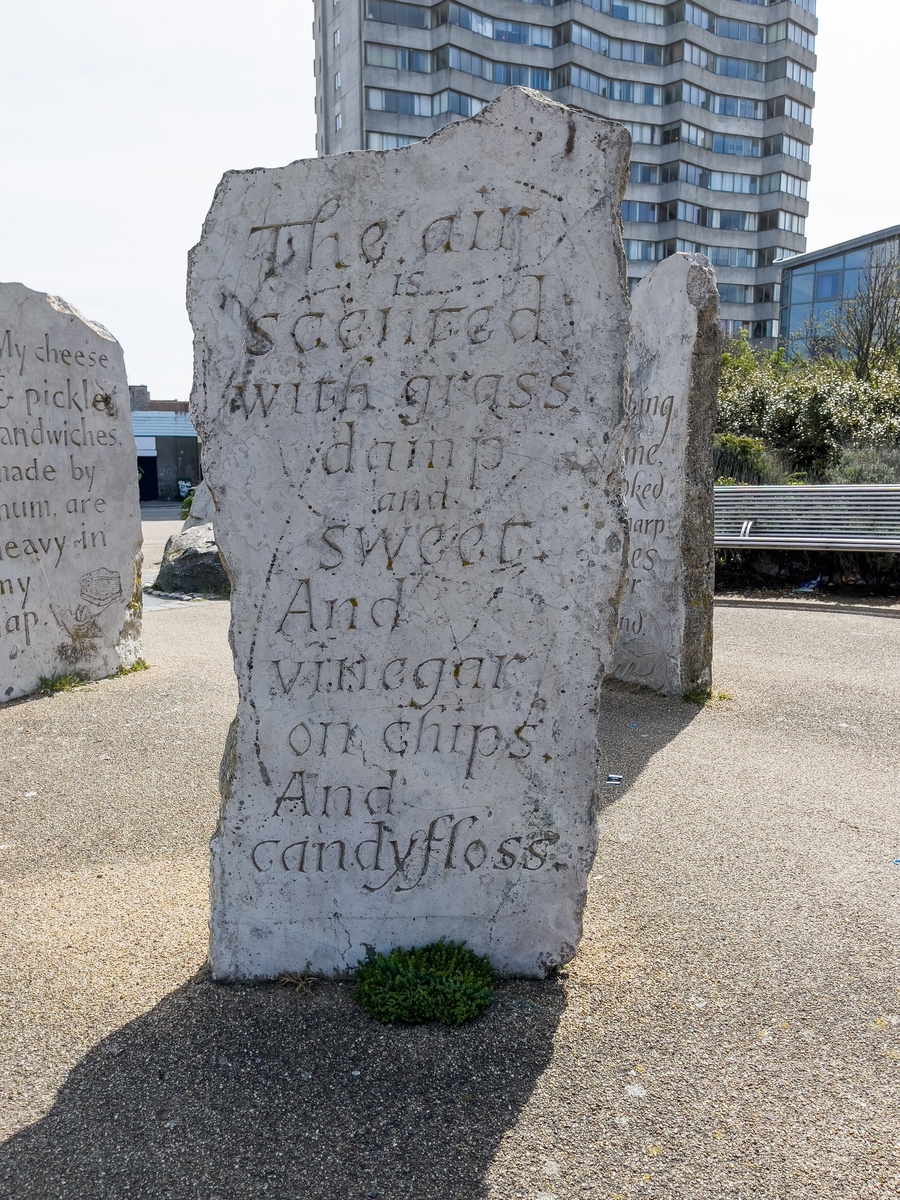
xmin=611 ymin=254 xmax=719 ymax=697
xmin=0 ymin=283 xmax=142 ymax=701
xmin=155 ymin=523 xmax=229 ymax=593
xmin=189 ymin=88 xmax=632 ymax=980
xmin=182 ymin=480 xmax=214 ymax=529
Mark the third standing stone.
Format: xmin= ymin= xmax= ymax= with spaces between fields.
xmin=612 ymin=253 xmax=719 ymax=697
xmin=189 ymin=88 xmax=632 ymax=979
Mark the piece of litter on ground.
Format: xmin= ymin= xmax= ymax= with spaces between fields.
xmin=794 ymin=574 xmax=822 ymax=594
xmin=23 ymin=791 xmax=36 ymax=798
xmin=893 ymin=859 xmax=900 ymax=867
xmin=606 ymin=774 xmax=623 ymax=786
xmin=625 ymin=1083 xmax=647 ymax=1099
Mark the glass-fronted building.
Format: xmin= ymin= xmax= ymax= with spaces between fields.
xmin=779 ymin=223 xmax=900 ymax=355
xmin=312 ymin=0 xmax=817 ymax=345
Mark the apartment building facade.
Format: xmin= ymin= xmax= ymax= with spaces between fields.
xmin=312 ymin=0 xmax=817 ymax=344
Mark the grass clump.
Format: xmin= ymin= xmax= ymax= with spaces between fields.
xmin=683 ymin=687 xmax=733 ymax=705
xmin=116 ymin=658 xmax=149 ymax=676
xmin=352 ymin=939 xmax=495 ymax=1026
xmin=37 ymin=672 xmax=86 ymax=695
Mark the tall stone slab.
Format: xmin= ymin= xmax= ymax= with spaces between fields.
xmin=0 ymin=284 xmax=142 ymax=701
xmin=189 ymin=89 xmax=632 ymax=979
xmin=611 ymin=254 xmax=719 ymax=696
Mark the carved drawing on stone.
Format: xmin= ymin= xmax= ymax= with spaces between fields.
xmin=612 ymin=253 xmax=719 ymax=697
xmin=0 ymin=284 xmax=142 ymax=702
xmin=188 ymin=89 xmax=632 ymax=979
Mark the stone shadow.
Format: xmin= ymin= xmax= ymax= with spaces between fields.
xmin=0 ymin=971 xmax=565 ymax=1200
xmin=0 ymin=685 xmax=697 ymax=1200
xmin=595 ymin=679 xmax=705 ymax=816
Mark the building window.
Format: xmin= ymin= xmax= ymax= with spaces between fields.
xmin=335 ymin=112 xmax=342 ymax=131
xmin=334 ymin=71 xmax=341 ymax=90
xmin=366 ymin=131 xmax=421 ymax=150
xmin=718 ymin=283 xmax=753 ymax=305
xmin=364 ymin=0 xmax=432 ymax=28
xmin=623 ymin=238 xmax=657 ymax=261
xmin=367 ymin=43 xmax=432 ymax=72
xmin=333 ymin=28 xmax=340 ymax=46
xmin=815 ymin=272 xmax=841 ymax=301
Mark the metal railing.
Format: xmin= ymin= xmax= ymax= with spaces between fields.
xmin=714 ymin=485 xmax=900 ymax=552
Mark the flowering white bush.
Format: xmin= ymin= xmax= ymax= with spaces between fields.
xmin=717 ymin=334 xmax=900 ymax=479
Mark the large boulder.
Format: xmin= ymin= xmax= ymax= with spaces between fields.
xmin=155 ymin=523 xmax=229 ymax=594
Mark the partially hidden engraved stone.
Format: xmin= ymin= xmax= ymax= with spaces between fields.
xmin=188 ymin=88 xmax=631 ymax=979
xmin=0 ymin=283 xmax=142 ymax=701
xmin=611 ymin=253 xmax=719 ymax=696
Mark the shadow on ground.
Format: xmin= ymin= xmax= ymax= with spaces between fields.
xmin=0 ymin=973 xmax=565 ymax=1200
xmin=0 ymin=684 xmax=698 ymax=1199
xmin=595 ymin=679 xmax=704 ymax=816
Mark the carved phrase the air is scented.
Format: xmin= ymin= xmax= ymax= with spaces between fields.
xmin=190 ymin=90 xmax=632 ymax=978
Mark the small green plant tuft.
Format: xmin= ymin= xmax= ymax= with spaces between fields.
xmin=179 ymin=489 xmax=195 ymax=520
xmin=116 ymin=658 xmax=149 ymax=676
xmin=352 ymin=939 xmax=495 ymax=1026
xmin=37 ymin=672 xmax=87 ymax=695
xmin=683 ymin=687 xmax=733 ymax=705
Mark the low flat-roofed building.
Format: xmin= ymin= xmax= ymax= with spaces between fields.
xmin=131 ymin=410 xmax=200 ymax=502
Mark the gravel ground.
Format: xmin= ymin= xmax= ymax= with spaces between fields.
xmin=0 ymin=582 xmax=898 ymax=1199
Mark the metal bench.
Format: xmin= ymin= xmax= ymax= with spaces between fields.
xmin=714 ymin=485 xmax=900 ymax=553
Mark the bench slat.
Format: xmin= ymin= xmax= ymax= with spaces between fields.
xmin=714 ymin=485 xmax=900 ymax=552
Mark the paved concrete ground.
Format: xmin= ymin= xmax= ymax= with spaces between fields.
xmin=0 ymin=574 xmax=898 ymax=1198
xmin=138 ymin=503 xmax=184 ymax=588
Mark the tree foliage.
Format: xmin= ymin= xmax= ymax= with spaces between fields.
xmin=717 ymin=332 xmax=900 ymax=480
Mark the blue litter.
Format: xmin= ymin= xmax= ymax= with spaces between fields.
xmin=606 ymin=774 xmax=623 ymax=786
xmin=893 ymin=858 xmax=900 ymax=867
xmin=794 ymin=574 xmax=822 ymax=594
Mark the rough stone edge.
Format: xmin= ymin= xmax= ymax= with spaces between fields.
xmin=679 ymin=256 xmax=720 ymax=695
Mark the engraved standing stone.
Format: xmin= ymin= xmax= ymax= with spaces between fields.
xmin=0 ymin=284 xmax=142 ymax=702
xmin=189 ymin=89 xmax=631 ymax=979
xmin=612 ymin=253 xmax=719 ymax=696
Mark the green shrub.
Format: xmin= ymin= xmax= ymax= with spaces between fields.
xmin=717 ymin=333 xmax=900 ymax=479
xmin=179 ymin=489 xmax=195 ymax=521
xmin=824 ymin=443 xmax=900 ymax=484
xmin=352 ymin=939 xmax=495 ymax=1026
xmin=713 ymin=433 xmax=785 ymax=485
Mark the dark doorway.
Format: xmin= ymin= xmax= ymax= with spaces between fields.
xmin=137 ymin=457 xmax=158 ymax=501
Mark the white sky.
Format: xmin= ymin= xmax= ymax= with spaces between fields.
xmin=0 ymin=0 xmax=895 ymax=399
